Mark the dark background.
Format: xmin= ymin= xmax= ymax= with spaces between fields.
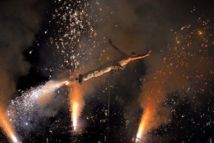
xmin=1 ymin=0 xmax=214 ymax=143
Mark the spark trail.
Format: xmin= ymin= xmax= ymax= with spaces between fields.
xmin=7 ymin=80 xmax=67 ymax=133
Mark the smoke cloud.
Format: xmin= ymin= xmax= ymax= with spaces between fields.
xmin=84 ymin=0 xmax=214 ymax=138
xmin=138 ymin=22 xmax=214 ymax=135
xmin=0 ymin=0 xmax=46 ymax=105
xmin=77 ymin=0 xmax=182 ymax=102
xmin=0 ymin=0 xmax=46 ymax=139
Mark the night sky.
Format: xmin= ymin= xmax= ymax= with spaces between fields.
xmin=1 ymin=0 xmax=214 ymax=143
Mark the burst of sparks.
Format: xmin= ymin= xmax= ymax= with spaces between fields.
xmin=7 ymin=80 xmax=67 ymax=133
xmin=46 ymin=0 xmax=95 ymax=74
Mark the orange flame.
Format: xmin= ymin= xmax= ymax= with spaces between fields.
xmin=136 ymin=104 xmax=156 ymax=142
xmin=136 ymin=113 xmax=146 ymax=140
xmin=69 ymin=82 xmax=84 ymax=132
xmin=0 ymin=106 xmax=19 ymax=143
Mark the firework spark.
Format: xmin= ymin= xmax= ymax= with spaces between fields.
xmin=7 ymin=80 xmax=67 ymax=134
xmin=136 ymin=20 xmax=214 ymax=140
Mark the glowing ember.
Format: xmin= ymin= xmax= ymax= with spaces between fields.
xmin=0 ymin=106 xmax=20 ymax=143
xmin=69 ymin=83 xmax=84 ymax=132
xmin=197 ymin=30 xmax=203 ymax=36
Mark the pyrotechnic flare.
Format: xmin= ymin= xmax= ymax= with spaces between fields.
xmin=0 ymin=106 xmax=20 ymax=143
xmin=19 ymin=80 xmax=68 ymax=106
xmin=136 ymin=116 xmax=145 ymax=141
xmin=69 ymin=82 xmax=84 ymax=132
xmin=7 ymin=80 xmax=69 ymax=132
xmin=7 ymin=41 xmax=151 ymax=136
xmin=66 ymin=44 xmax=151 ymax=132
xmin=33 ymin=80 xmax=68 ymax=105
xmin=136 ymin=105 xmax=154 ymax=142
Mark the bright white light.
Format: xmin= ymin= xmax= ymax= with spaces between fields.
xmin=64 ymin=80 xmax=70 ymax=86
xmin=72 ymin=102 xmax=79 ymax=131
xmin=11 ymin=135 xmax=19 ymax=143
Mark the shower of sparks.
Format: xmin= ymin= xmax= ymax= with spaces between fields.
xmin=0 ymin=106 xmax=20 ymax=143
xmin=7 ymin=80 xmax=67 ymax=133
xmin=45 ymin=0 xmax=96 ymax=75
